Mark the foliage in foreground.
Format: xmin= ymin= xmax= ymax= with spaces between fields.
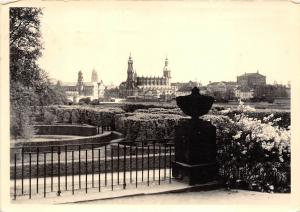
xmin=10 ymin=7 xmax=68 ymax=139
xmin=209 ymin=106 xmax=290 ymax=193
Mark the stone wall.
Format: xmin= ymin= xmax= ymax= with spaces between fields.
xmin=34 ymin=124 xmax=98 ymax=136
xmin=12 ymin=132 xmax=122 ymax=153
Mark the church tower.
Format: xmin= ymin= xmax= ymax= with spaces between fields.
xmin=163 ymin=57 xmax=171 ymax=86
xmin=126 ymin=54 xmax=135 ymax=89
xmin=91 ymin=69 xmax=98 ymax=82
xmin=77 ymin=70 xmax=84 ymax=95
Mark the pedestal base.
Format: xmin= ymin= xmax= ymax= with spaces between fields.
xmin=172 ymin=161 xmax=218 ymax=185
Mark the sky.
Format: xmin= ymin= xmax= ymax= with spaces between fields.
xmin=37 ymin=1 xmax=300 ymax=86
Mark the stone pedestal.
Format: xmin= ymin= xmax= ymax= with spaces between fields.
xmin=172 ymin=118 xmax=218 ymax=185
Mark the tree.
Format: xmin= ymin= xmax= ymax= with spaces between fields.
xmin=10 ymin=7 xmax=45 ymax=88
xmin=10 ymin=8 xmax=67 ymax=138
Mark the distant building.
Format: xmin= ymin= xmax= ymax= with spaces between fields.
xmin=119 ymin=55 xmax=177 ymax=100
xmin=207 ymin=81 xmax=227 ymax=93
xmin=171 ymin=81 xmax=202 ymax=93
xmin=58 ymin=69 xmax=105 ymax=103
xmin=236 ymin=86 xmax=254 ymax=100
xmin=207 ymin=81 xmax=239 ymax=100
xmin=237 ymin=71 xmax=266 ymax=89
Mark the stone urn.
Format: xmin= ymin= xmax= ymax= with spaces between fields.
xmin=176 ymin=87 xmax=214 ymax=119
xmin=172 ymin=87 xmax=218 ymax=186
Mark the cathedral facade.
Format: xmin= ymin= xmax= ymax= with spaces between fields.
xmin=59 ymin=69 xmax=105 ymax=103
xmin=119 ymin=55 xmax=177 ymax=99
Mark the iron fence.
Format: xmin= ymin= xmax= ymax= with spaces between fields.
xmin=10 ymin=138 xmax=174 ymax=200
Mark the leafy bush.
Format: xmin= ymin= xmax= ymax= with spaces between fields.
xmin=211 ymin=109 xmax=290 ymax=193
xmin=78 ymin=97 xmax=91 ymax=105
xmin=21 ymin=121 xmax=36 ymax=140
xmin=43 ymin=110 xmax=57 ymax=124
xmin=10 ymin=82 xmax=38 ymax=139
xmin=91 ymin=99 xmax=100 ymax=105
xmin=121 ymin=102 xmax=176 ymax=112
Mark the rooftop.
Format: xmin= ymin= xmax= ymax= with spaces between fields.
xmin=238 ymin=72 xmax=266 ymax=77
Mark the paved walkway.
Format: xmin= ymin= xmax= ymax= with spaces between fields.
xmin=84 ymin=189 xmax=291 ymax=205
xmin=11 ymin=169 xmax=174 ymax=204
xmin=11 ymin=169 xmax=291 ymax=206
xmin=12 ymin=180 xmax=206 ymax=204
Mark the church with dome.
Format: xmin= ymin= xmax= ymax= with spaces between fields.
xmin=119 ymin=55 xmax=177 ymax=99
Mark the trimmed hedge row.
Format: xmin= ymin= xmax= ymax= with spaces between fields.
xmin=37 ymin=105 xmax=125 ymax=127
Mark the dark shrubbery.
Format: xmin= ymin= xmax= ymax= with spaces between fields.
xmin=79 ymin=97 xmax=91 ymax=105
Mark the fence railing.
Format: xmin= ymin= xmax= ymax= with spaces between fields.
xmin=10 ymin=138 xmax=175 ymax=200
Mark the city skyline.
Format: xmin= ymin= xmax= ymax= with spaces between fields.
xmin=37 ymin=1 xmax=299 ymax=86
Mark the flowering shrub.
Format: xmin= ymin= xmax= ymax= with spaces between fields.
xmin=213 ymin=105 xmax=290 ymax=193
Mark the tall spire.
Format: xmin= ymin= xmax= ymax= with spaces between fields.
xmin=77 ymin=70 xmax=84 ymax=95
xmin=126 ymin=53 xmax=135 ymax=89
xmin=163 ymin=57 xmax=171 ymax=85
xmin=91 ymin=68 xmax=98 ymax=82
xmin=78 ymin=70 xmax=83 ymax=83
xmin=128 ymin=53 xmax=133 ymax=66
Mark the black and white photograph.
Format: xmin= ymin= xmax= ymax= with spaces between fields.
xmin=0 ymin=0 xmax=300 ymax=211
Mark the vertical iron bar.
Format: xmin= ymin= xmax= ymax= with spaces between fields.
xmin=169 ymin=145 xmax=172 ymax=184
xmin=141 ymin=142 xmax=144 ymax=182
xmin=98 ymin=149 xmax=101 ymax=192
xmin=153 ymin=141 xmax=155 ymax=181
xmin=147 ymin=145 xmax=150 ymax=186
xmin=72 ymin=151 xmax=74 ymax=195
xmin=130 ymin=145 xmax=132 ymax=183
xmin=14 ymin=154 xmax=16 ymax=200
xmin=51 ymin=146 xmax=53 ymax=192
xmin=92 ymin=144 xmax=94 ymax=188
xmin=21 ymin=148 xmax=24 ymax=195
xmin=36 ymin=147 xmax=39 ymax=193
xmin=135 ymin=144 xmax=138 ymax=188
xmin=164 ymin=143 xmax=167 ymax=180
xmin=117 ymin=143 xmax=120 ymax=185
xmin=111 ymin=147 xmax=114 ymax=191
xmin=44 ymin=152 xmax=46 ymax=198
xmin=158 ymin=144 xmax=161 ymax=185
xmin=65 ymin=145 xmax=67 ymax=191
xmin=123 ymin=144 xmax=126 ymax=189
xmin=85 ymin=149 xmax=88 ymax=193
xmin=29 ymin=153 xmax=31 ymax=199
xmin=105 ymin=145 xmax=107 ymax=186
xmin=79 ymin=145 xmax=81 ymax=189
xmin=58 ymin=146 xmax=61 ymax=196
